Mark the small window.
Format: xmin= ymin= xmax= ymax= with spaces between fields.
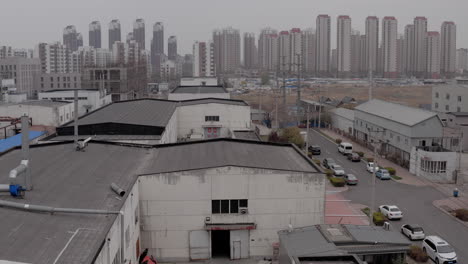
xmin=435 ymin=103 xmax=439 ymax=109
xmin=212 ymin=200 xmax=220 ymax=214
xmin=458 ymin=96 xmax=462 ymax=102
xmin=446 ymin=94 xmax=450 ymax=100
xmin=435 ymin=92 xmax=439 ymax=98
xmin=220 ymin=200 xmax=229 ymax=214
xmin=457 ymin=107 xmax=461 ymax=112
xmin=239 ymin=199 xmax=248 ymax=207
xmin=205 ymin=116 xmax=220 ymax=122
xmin=230 ymin=200 xmax=239 ymax=213
xmin=445 ymin=105 xmax=449 ymax=111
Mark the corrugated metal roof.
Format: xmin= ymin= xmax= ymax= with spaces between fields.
xmin=329 ymin=108 xmax=354 ymax=121
xmin=0 ymin=131 xmax=46 ymax=153
xmin=180 ymin=98 xmax=248 ymax=106
xmin=147 ymin=139 xmax=318 ymax=174
xmin=355 ymin=99 xmax=438 ymax=126
xmin=50 ymin=134 xmax=162 ymax=141
xmin=171 ymin=86 xmax=228 ymax=94
xmin=343 ymin=225 xmax=409 ymax=245
xmin=0 ymin=100 xmax=71 ymax=107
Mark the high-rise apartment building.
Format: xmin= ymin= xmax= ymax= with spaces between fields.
xmin=243 ymin=32 xmax=256 ymax=69
xmin=316 ymin=15 xmax=331 ymax=76
xmin=456 ymin=48 xmax=468 ymax=73
xmin=413 ymin=17 xmax=428 ymax=77
xmin=382 ymin=17 xmax=398 ymax=78
xmin=89 ymin=21 xmax=101 ymax=48
xmin=290 ymin=28 xmax=302 ymax=74
xmin=404 ymin=24 xmax=415 ymax=76
xmin=152 ymin=22 xmax=164 ymax=55
xmin=63 ymin=25 xmax=82 ymax=52
xmin=34 ymin=42 xmax=71 ymax=73
xmin=168 ymin=36 xmax=177 ymax=61
xmin=365 ymin=16 xmax=379 ymax=74
xmin=396 ymin=35 xmax=405 ymax=74
xmin=440 ymin=21 xmax=456 ymax=77
xmin=426 ymin=31 xmax=441 ymax=79
xmin=133 ymin=19 xmax=145 ymax=50
xmin=108 ymin=19 xmax=121 ymax=50
xmin=212 ymin=27 xmax=240 ymax=74
xmin=337 ymin=16 xmax=351 ymax=77
xmin=350 ymin=30 xmax=362 ymax=76
xmin=193 ymin=41 xmax=215 ymax=77
xmin=258 ymin=28 xmax=278 ymax=71
xmin=302 ymin=28 xmax=316 ymax=74
xmin=0 ymin=46 xmax=13 ymax=59
xmin=278 ymin=31 xmax=290 ymax=72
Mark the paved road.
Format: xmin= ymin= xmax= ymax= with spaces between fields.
xmin=309 ymin=129 xmax=468 ymax=263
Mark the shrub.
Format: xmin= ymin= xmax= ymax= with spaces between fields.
xmin=357 ymin=151 xmax=364 ymax=157
xmin=313 ymin=159 xmax=321 ymax=166
xmin=361 ymin=207 xmax=370 ymax=216
xmin=366 ymin=157 xmax=374 ymax=162
xmin=329 ymin=177 xmax=346 ymax=187
xmin=373 ymin=212 xmax=386 ymax=226
xmin=453 ymin=209 xmax=468 ymax=221
xmin=385 ymin=167 xmax=396 ymax=176
xmin=408 ymin=245 xmax=429 ymax=262
xmin=325 ymin=169 xmax=334 ymax=177
xmin=335 ymin=138 xmax=342 ymax=144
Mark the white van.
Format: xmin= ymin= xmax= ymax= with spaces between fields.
xmin=338 ymin=142 xmax=353 ymax=155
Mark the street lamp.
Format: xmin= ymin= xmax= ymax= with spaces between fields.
xmin=367 ymin=127 xmax=386 ymax=225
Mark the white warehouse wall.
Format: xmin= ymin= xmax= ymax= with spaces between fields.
xmin=38 ymin=90 xmax=111 ymax=116
xmin=0 ymin=103 xmax=74 ymax=127
xmin=138 ymin=166 xmax=325 ymax=262
xmin=94 ymin=181 xmax=141 ymax=264
xmin=177 ymin=103 xmax=251 ymax=139
xmin=160 ymin=110 xmax=178 ymax=144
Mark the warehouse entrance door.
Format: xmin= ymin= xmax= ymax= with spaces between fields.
xmin=211 ymin=230 xmax=230 ymax=258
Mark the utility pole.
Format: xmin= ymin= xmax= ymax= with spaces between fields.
xmin=306 ymin=103 xmax=310 ymax=155
xmin=281 ymin=55 xmax=287 ymax=107
xmin=367 ymin=128 xmax=385 ymax=225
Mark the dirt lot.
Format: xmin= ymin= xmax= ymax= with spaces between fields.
xmin=234 ymin=84 xmax=433 ymax=113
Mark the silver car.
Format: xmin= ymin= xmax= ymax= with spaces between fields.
xmin=330 ymin=164 xmax=345 ymax=176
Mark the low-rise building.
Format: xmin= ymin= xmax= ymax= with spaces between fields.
xmin=354 ymin=99 xmax=444 ymax=165
xmin=38 ymin=89 xmax=111 ymax=116
xmin=38 ymin=72 xmax=82 ymax=90
xmin=329 ymin=107 xmax=354 ymax=135
xmin=432 ymin=84 xmax=468 ymax=117
xmin=278 ymin=224 xmax=410 ymax=264
xmin=0 ymin=100 xmax=74 ymax=127
xmin=168 ymin=85 xmax=230 ymax=101
xmin=180 ymin=77 xmax=218 ymax=86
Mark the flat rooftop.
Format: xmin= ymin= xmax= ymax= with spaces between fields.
xmin=171 ymin=85 xmax=228 ymax=94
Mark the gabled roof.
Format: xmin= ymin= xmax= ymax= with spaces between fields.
xmin=355 ymin=99 xmax=439 ymax=126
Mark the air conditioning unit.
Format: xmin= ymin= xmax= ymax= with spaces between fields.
xmin=239 ymin=208 xmax=248 ymax=215
xmin=205 ymin=217 xmax=211 ymax=223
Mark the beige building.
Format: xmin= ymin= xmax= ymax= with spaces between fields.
xmin=337 ymin=16 xmax=351 ymax=77
xmin=413 ymin=17 xmax=428 ymax=77
xmin=350 ymin=30 xmax=363 ymax=76
xmin=243 ymin=32 xmax=256 ymax=69
xmin=440 ymin=21 xmax=456 ymax=77
xmin=404 ymin=24 xmax=415 ymax=76
xmin=365 ymin=16 xmax=379 ymax=74
xmin=290 ymin=28 xmax=302 ymax=73
xmin=382 ymin=17 xmax=398 ymax=78
xmin=316 ymin=15 xmax=331 ymax=76
xmin=213 ymin=27 xmax=241 ymax=74
xmin=192 ymin=41 xmax=215 ymax=77
xmin=456 ymin=48 xmax=468 ymax=73
xmin=426 ymin=31 xmax=441 ymax=79
xmin=258 ymin=28 xmax=279 ymax=72
xmin=278 ymin=31 xmax=291 ymax=72
xmin=302 ymin=28 xmax=316 ymax=74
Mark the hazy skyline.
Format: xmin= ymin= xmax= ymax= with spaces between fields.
xmin=1 ymin=0 xmax=466 ymax=54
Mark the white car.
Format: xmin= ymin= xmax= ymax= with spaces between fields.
xmin=330 ymin=164 xmax=345 ymax=176
xmin=422 ymin=236 xmax=457 ymax=264
xmin=401 ymin=224 xmax=425 ymax=240
xmin=366 ymin=162 xmax=379 ymax=173
xmin=379 ymin=205 xmax=403 ymax=220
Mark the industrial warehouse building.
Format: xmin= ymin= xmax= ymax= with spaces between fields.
xmin=51 ymin=98 xmax=252 ymax=144
xmin=168 ymin=85 xmax=230 ymax=101
xmin=0 ymin=138 xmax=324 ymax=264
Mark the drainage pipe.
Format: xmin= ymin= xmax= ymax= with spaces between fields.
xmin=0 ymin=199 xmax=126 ymax=262
xmin=110 ymin=183 xmax=126 ymax=197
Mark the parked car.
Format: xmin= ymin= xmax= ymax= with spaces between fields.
xmin=422 ymin=236 xmax=457 ymax=264
xmin=366 ymin=162 xmax=379 ymax=173
xmin=401 ymin=224 xmax=425 ymax=240
xmin=379 ymin=205 xmax=403 ymax=220
xmin=344 ymin=174 xmax=358 ymax=185
xmin=347 ymin=152 xmax=361 ymax=162
xmin=308 ymin=145 xmax=321 ymax=155
xmin=330 ymin=164 xmax=345 ymax=176
xmin=323 ymin=158 xmax=336 ymax=169
xmin=376 ymin=169 xmax=391 ymax=180
xmin=338 ymin=142 xmax=353 ymax=155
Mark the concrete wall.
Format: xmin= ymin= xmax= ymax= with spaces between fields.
xmin=330 ymin=109 xmax=354 ymax=134
xmin=410 ymin=147 xmax=458 ymax=183
xmin=0 ymin=103 xmax=74 ymax=127
xmin=95 ymin=182 xmax=141 ymax=264
xmin=138 ymin=166 xmax=325 ymax=262
xmin=168 ymin=93 xmax=230 ymax=101
xmin=160 ymin=110 xmax=178 ymax=144
xmin=177 ymin=103 xmax=251 ymax=139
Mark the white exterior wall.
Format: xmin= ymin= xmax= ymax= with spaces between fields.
xmin=160 ymin=110 xmax=178 ymax=144
xmin=0 ymin=103 xmax=74 ymax=127
xmin=410 ymin=148 xmax=458 ymax=183
xmin=168 ymin=92 xmax=230 ymax=101
xmin=176 ymin=103 xmax=250 ymax=139
xmin=38 ymin=90 xmax=111 ymax=116
xmin=180 ymin=78 xmax=218 ymax=86
xmin=94 ymin=182 xmax=141 ymax=264
xmin=138 ymin=166 xmax=325 ymax=262
xmin=330 ymin=109 xmax=354 ymax=134
xmin=432 ymin=85 xmax=468 ymax=113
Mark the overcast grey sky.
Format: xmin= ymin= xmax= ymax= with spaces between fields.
xmin=1 ymin=0 xmax=466 ymax=54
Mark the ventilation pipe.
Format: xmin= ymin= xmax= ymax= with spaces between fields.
xmin=0 ymin=199 xmax=126 ymax=262
xmin=21 ymin=115 xmax=32 ymax=190
xmin=110 ymin=183 xmax=126 ymax=197
xmin=76 ymin=137 xmax=92 ymax=151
